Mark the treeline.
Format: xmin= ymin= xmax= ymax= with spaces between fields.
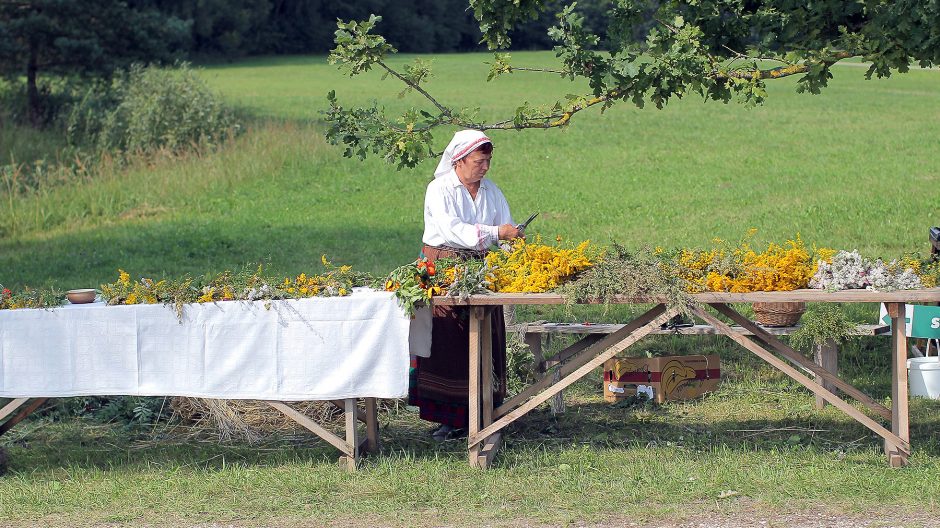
xmin=0 ymin=0 xmax=612 ymax=126
xmin=144 ymin=0 xmax=612 ymax=56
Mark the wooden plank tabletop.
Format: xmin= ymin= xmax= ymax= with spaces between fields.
xmin=432 ymin=288 xmax=940 ymax=306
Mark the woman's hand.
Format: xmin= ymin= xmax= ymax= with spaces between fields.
xmin=498 ymin=224 xmax=523 ymax=240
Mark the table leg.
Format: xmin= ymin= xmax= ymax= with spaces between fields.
xmin=266 ymin=401 xmax=363 ymax=471
xmin=813 ymin=339 xmax=838 ymax=410
xmin=524 ymin=332 xmax=543 ymax=371
xmin=546 ymin=333 xmax=565 ymax=415
xmin=468 ymin=306 xmax=484 ymax=467
xmin=344 ymin=398 xmax=359 ymax=471
xmin=693 ymin=305 xmax=909 ymax=457
xmin=478 ymin=308 xmax=502 ymax=468
xmin=886 ymin=303 xmax=910 ymax=467
xmin=0 ymin=398 xmax=30 ymax=422
xmin=0 ymin=398 xmax=48 ymax=437
xmin=365 ymin=397 xmax=379 ymax=453
xmin=523 ymin=332 xmax=563 ymax=415
xmin=482 ymin=308 xmax=493 ymax=429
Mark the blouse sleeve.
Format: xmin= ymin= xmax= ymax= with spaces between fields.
xmin=425 ymin=184 xmax=499 ymax=250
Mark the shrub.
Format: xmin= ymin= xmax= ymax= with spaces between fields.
xmin=0 ymin=77 xmax=79 ymax=128
xmin=67 ymin=63 xmax=239 ymax=154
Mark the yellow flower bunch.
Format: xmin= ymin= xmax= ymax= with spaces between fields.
xmin=706 ymin=236 xmax=820 ymax=292
xmin=674 ymin=245 xmax=728 ymax=293
xmin=100 ymin=270 xmax=173 ymax=305
xmin=896 ymin=254 xmax=940 ymax=288
xmin=919 ymin=260 xmax=940 ymax=288
xmin=196 ymin=284 xmax=237 ymax=303
xmin=281 ymin=272 xmax=324 ymax=298
xmin=486 ymin=237 xmax=596 ymax=293
xmin=672 ymin=234 xmax=830 ymax=293
xmin=101 ymin=261 xmax=364 ymax=311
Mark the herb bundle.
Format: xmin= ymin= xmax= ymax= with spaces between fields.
xmin=558 ymin=244 xmax=693 ymax=315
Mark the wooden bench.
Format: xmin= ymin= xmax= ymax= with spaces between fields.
xmin=507 ymin=322 xmax=887 ymax=413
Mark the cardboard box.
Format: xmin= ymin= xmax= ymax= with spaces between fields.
xmin=602 ymin=355 xmax=721 ymax=403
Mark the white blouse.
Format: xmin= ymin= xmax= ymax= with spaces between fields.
xmin=422 ymin=171 xmax=514 ymax=250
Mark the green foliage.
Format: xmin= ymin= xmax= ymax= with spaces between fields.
xmin=472 ymin=0 xmax=546 ymax=49
xmin=790 ymin=304 xmax=861 ymax=353
xmin=325 ymin=16 xmax=445 ymax=168
xmin=324 ymin=89 xmax=437 ymax=169
xmin=438 ymin=258 xmax=492 ymax=301
xmin=328 ymin=15 xmax=397 ymax=76
xmin=505 ymin=331 xmax=538 ymax=395
xmin=325 ymin=1 xmax=940 ymax=168
xmin=66 ymin=63 xmax=238 ymax=155
xmin=375 ymin=258 xmax=436 ymax=316
xmin=0 ymin=0 xmax=189 ymax=124
xmin=93 ymin=396 xmax=173 ymax=428
xmin=486 ymin=52 xmax=514 ymax=81
xmin=0 ymin=283 xmax=63 ymax=310
xmin=558 ymin=244 xmax=693 ymax=315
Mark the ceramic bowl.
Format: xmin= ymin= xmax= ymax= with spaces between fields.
xmin=66 ymin=289 xmax=97 ymax=304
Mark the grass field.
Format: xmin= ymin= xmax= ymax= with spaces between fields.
xmin=2 ymin=52 xmax=939 ymax=288
xmin=2 ymin=52 xmax=940 ymax=526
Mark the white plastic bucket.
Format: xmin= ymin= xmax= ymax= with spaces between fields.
xmin=908 ymin=357 xmax=940 ymax=399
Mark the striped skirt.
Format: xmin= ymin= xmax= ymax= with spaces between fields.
xmin=408 ymin=244 xmax=507 ymax=428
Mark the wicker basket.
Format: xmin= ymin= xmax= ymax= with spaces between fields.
xmin=752 ymin=301 xmax=806 ymax=327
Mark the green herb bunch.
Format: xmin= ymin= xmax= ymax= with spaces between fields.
xmin=0 ymin=284 xmax=64 ymax=310
xmin=437 ymin=257 xmax=491 ymax=301
xmin=558 ymin=244 xmax=693 ymax=315
xmin=789 ymin=304 xmax=859 ymax=352
xmin=377 ymin=258 xmax=439 ymax=316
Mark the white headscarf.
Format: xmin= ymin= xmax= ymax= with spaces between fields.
xmin=433 ymin=129 xmax=492 ymax=179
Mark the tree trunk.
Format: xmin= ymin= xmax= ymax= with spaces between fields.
xmin=26 ymin=44 xmax=40 ymax=126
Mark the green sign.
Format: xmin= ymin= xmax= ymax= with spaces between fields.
xmin=880 ymin=304 xmax=940 ymax=338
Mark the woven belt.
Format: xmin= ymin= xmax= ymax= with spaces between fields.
xmin=424 ymin=244 xmax=487 ymax=260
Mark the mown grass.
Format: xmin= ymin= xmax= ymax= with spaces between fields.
xmin=2 ymin=355 xmax=940 ymax=526
xmin=1 ymin=52 xmax=940 ymax=525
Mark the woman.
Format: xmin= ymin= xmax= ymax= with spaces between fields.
xmin=409 ymin=129 xmax=522 ymax=441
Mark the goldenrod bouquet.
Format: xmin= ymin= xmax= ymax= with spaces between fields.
xmin=485 ymin=236 xmax=597 ymax=293
xmin=675 ymin=233 xmax=831 ymax=293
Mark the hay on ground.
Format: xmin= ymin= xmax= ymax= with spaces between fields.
xmin=169 ymin=397 xmax=400 ymax=443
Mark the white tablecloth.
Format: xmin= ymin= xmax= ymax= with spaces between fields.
xmin=0 ymin=290 xmax=429 ymax=400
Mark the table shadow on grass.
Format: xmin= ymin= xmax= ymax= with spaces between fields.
xmin=1 ymin=418 xmax=355 ymax=474
xmin=3 ymin=394 xmax=939 ymax=474
xmin=376 ymin=397 xmax=940 ymax=465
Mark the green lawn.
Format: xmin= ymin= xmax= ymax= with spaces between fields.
xmin=2 ymin=370 xmax=940 ymax=526
xmin=2 ymin=52 xmax=940 ymax=526
xmin=2 ymin=52 xmax=939 ymax=288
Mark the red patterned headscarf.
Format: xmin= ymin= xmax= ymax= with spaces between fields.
xmin=433 ymin=130 xmax=492 ymax=179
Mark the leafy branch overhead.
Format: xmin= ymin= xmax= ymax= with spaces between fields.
xmin=325 ymin=1 xmax=940 ymax=169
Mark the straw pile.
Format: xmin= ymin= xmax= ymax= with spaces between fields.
xmin=169 ymin=397 xmax=400 ymax=443
xmin=170 ymin=398 xmax=342 ymax=442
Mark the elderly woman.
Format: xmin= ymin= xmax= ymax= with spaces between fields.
xmin=409 ymin=129 xmax=522 ymax=441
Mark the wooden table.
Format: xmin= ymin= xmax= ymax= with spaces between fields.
xmin=434 ymin=288 xmax=940 ymax=469
xmin=509 ymin=322 xmax=887 ymax=414
xmin=0 ymin=293 xmax=415 ymax=473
